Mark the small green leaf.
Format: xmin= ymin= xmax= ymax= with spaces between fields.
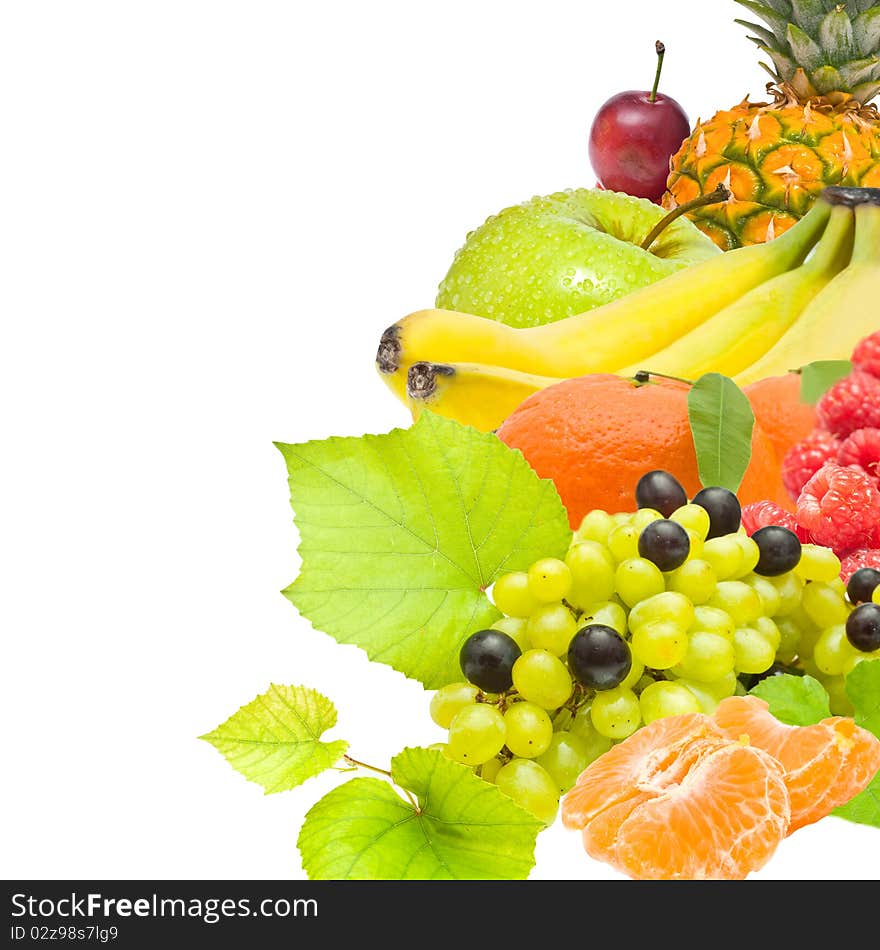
xmin=834 ymin=659 xmax=880 ymax=827
xmin=278 ymin=412 xmax=572 ymax=689
xmin=687 ymin=373 xmax=755 ymax=492
xmin=799 ymin=360 xmax=852 ymax=403
xmin=750 ymin=673 xmax=831 ymax=725
xmin=297 ymin=747 xmax=542 ymax=880
xmin=200 ymin=684 xmax=347 ymax=794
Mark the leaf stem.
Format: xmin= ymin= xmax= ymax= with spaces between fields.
xmin=343 ymin=754 xmax=421 ymax=812
xmin=632 ymin=370 xmax=695 ymax=387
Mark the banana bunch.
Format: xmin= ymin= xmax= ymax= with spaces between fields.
xmin=376 ymin=187 xmax=880 ymax=432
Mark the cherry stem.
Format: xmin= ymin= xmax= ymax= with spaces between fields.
xmin=640 ymin=183 xmax=732 ymax=251
xmin=649 ymin=41 xmax=665 ymax=104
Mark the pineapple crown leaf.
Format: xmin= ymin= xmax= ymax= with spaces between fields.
xmin=854 ymin=9 xmax=880 ymax=57
xmin=735 ymin=0 xmax=880 ymax=103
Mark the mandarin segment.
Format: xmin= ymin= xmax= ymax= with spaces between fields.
xmin=713 ymin=695 xmax=880 ymax=832
xmin=562 ymin=712 xmax=790 ymax=880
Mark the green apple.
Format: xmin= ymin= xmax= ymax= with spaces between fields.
xmin=435 ymin=188 xmax=720 ymax=329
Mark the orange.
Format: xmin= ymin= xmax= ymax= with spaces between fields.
xmin=496 ymin=373 xmax=786 ymax=529
xmin=745 ymin=373 xmax=817 ymax=502
xmin=713 ymin=695 xmax=880 ymax=832
xmin=561 ymin=712 xmax=790 ymax=880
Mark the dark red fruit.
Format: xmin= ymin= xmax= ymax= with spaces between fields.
xmin=588 ymin=42 xmax=690 ymax=203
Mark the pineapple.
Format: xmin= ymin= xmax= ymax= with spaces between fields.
xmin=665 ymin=0 xmax=880 ymax=248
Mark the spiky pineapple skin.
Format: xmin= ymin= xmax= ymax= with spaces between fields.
xmin=665 ymin=102 xmax=880 ymax=248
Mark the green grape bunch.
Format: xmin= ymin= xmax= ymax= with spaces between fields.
xmin=427 ymin=470 xmax=880 ymax=826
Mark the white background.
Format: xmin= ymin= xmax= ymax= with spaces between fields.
xmin=2 ymin=0 xmax=877 ymax=880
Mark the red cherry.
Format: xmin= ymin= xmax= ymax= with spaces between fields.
xmin=588 ymin=42 xmax=691 ymax=204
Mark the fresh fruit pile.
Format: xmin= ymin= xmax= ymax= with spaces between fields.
xmin=743 ymin=331 xmax=880 ymax=580
xmin=429 ymin=469 xmax=880 ymax=828
xmin=378 ymin=186 xmax=880 ymax=434
xmin=666 ymin=1 xmax=880 ymax=249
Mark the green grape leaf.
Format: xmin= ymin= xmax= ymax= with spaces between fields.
xmin=834 ymin=659 xmax=880 ymax=827
xmin=799 ymin=360 xmax=852 ymax=404
xmin=200 ymin=684 xmax=348 ymax=794
xmin=297 ymin=747 xmax=542 ymax=880
xmin=749 ymin=673 xmax=831 ymax=725
xmin=278 ymin=411 xmax=572 ymax=689
xmin=687 ymin=373 xmax=755 ymax=492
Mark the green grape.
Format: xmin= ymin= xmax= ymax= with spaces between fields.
xmin=536 ymin=732 xmax=593 ymax=795
xmin=874 ymin=586 xmax=880 ymax=605
xmin=579 ymin=599 xmax=627 ymax=636
xmin=702 ymin=536 xmax=744 ymax=581
xmin=567 ymin=705 xmax=615 ymax=759
xmin=743 ymin=574 xmax=782 ymax=617
xmin=479 ymin=757 xmax=503 ymax=783
xmin=769 ymin=571 xmax=805 ymax=617
xmin=590 ymin=686 xmax=642 ymax=739
xmin=703 ymin=670 xmax=738 ymax=699
xmin=754 ymin=616 xmax=781 ymax=653
xmin=527 ymin=558 xmax=572 ymax=603
xmin=495 ymin=758 xmax=560 ymax=825
xmin=671 ymin=503 xmax=711 ymax=541
xmin=819 ymin=673 xmax=854 ymax=717
xmin=828 ymin=576 xmax=846 ymax=597
xmin=511 ymin=649 xmax=573 ymax=710
xmin=795 ymin=544 xmax=841 ymax=583
xmin=492 ymin=571 xmax=541 ymax=617
xmin=672 ymin=631 xmax=736 ymax=682
xmin=634 ymin=673 xmax=658 ymax=693
xmin=732 ymin=534 xmax=761 ymax=578
xmin=631 ymin=621 xmax=689 ymax=669
xmin=684 ymin=530 xmax=705 ymax=562
xmin=813 ymin=624 xmax=853 ymax=676
xmin=732 ymin=626 xmax=776 ymax=675
xmin=426 ymin=742 xmax=447 ymax=753
xmin=632 ymin=507 xmax=663 ymax=531
xmin=607 ymin=524 xmax=641 ymax=564
xmin=490 ymin=616 xmax=532 ymax=653
xmin=628 ymin=590 xmax=694 ymax=633
xmin=802 ymin=581 xmax=849 ymax=629
xmin=446 ymin=704 xmax=507 ymax=765
xmin=577 ymin=509 xmax=616 ymax=546
xmin=639 ymin=680 xmax=701 ymax=723
xmin=840 ymin=650 xmax=880 ymax=677
xmin=615 ymin=557 xmax=666 ymax=608
xmin=666 ymin=559 xmax=717 ymax=605
xmin=674 ymin=678 xmax=720 ymax=714
xmin=620 ymin=656 xmax=645 ymax=690
xmin=526 ymin=602 xmax=578 ymax=655
xmin=429 ymin=682 xmax=480 ymax=729
xmin=565 ymin=541 xmax=616 ymax=606
xmin=708 ymin=581 xmax=763 ymax=626
xmin=611 ymin=511 xmax=633 ymax=526
xmin=774 ymin=616 xmax=802 ymax=664
xmin=503 ymin=701 xmax=554 ymax=758
xmin=690 ymin=605 xmax=735 ymax=640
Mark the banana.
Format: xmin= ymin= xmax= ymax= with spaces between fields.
xmin=616 ymin=203 xmax=855 ymax=379
xmin=735 ymin=191 xmax=880 ymax=386
xmin=405 ymin=361 xmax=562 ymax=432
xmin=376 ymin=197 xmax=832 ymax=390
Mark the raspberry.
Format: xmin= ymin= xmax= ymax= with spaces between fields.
xmin=796 ymin=462 xmax=880 ymax=557
xmin=837 ymin=428 xmax=880 ymax=483
xmin=839 ymin=549 xmax=880 ymax=585
xmin=781 ymin=429 xmax=840 ymax=502
xmin=816 ymin=371 xmax=880 ymax=439
xmin=852 ymin=331 xmax=880 ymax=379
xmin=741 ymin=500 xmax=799 ymax=537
